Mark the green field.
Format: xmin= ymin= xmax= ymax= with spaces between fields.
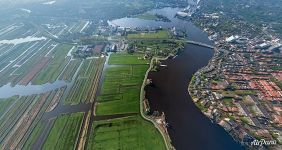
xmin=59 ymin=59 xmax=82 ymax=82
xmin=10 ymin=41 xmax=56 ymax=83
xmin=23 ymin=122 xmax=45 ymax=150
xmin=0 ymin=90 xmax=65 ymax=149
xmin=109 ymin=53 xmax=149 ymax=65
xmin=0 ymin=42 xmax=34 ymax=72
xmin=64 ymin=58 xmax=103 ymax=105
xmin=127 ymin=40 xmax=183 ymax=57
xmin=87 ymin=116 xmax=165 ymax=150
xmin=0 ymin=96 xmax=18 ymax=117
xmin=96 ymin=65 xmax=148 ymax=115
xmin=127 ymin=30 xmax=170 ymax=39
xmin=0 ymin=40 xmax=56 ymax=86
xmin=43 ymin=112 xmax=84 ymax=150
xmin=0 ymin=96 xmax=35 ymax=143
xmin=33 ymin=44 xmax=73 ymax=84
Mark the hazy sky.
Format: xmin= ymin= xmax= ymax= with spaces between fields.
xmin=0 ymin=0 xmax=44 ymax=3
xmin=0 ymin=0 xmax=46 ymax=7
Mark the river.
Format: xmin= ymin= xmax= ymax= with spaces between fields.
xmin=145 ymin=45 xmax=243 ymax=150
xmin=110 ymin=7 xmax=244 ymax=150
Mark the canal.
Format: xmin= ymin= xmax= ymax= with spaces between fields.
xmin=0 ymin=81 xmax=67 ymax=99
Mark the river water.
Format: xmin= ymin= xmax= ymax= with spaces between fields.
xmin=145 ymin=45 xmax=243 ymax=150
xmin=110 ymin=7 xmax=244 ymax=150
xmin=109 ymin=7 xmax=209 ymax=43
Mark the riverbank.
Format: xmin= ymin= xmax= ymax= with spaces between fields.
xmin=140 ymin=56 xmax=175 ymax=150
xmin=187 ymin=48 xmax=223 ymax=119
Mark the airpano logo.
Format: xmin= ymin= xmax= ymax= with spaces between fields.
xmin=251 ymin=139 xmax=277 ymax=146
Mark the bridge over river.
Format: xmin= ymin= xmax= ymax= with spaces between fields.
xmin=185 ymin=40 xmax=215 ymax=49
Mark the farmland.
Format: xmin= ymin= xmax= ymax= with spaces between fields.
xmin=0 ymin=41 xmax=45 ymax=86
xmin=43 ymin=112 xmax=84 ymax=150
xmin=33 ymin=44 xmax=73 ymax=84
xmin=127 ymin=39 xmax=184 ymax=57
xmin=0 ymin=91 xmax=59 ymax=149
xmin=0 ymin=96 xmax=18 ymax=116
xmin=108 ymin=53 xmax=150 ymax=65
xmin=87 ymin=116 xmax=165 ymax=150
xmin=58 ymin=59 xmax=82 ymax=82
xmin=64 ymin=57 xmax=105 ymax=105
xmin=0 ymin=96 xmax=36 ymax=146
xmin=0 ymin=19 xmax=108 ymax=149
xmin=10 ymin=40 xmax=57 ymax=83
xmin=0 ymin=19 xmax=92 ymax=87
xmin=96 ymin=65 xmax=148 ymax=115
xmin=0 ymin=20 xmax=167 ymax=150
xmin=0 ymin=1 xmax=170 ymax=148
xmin=19 ymin=57 xmax=50 ymax=85
xmin=91 ymin=42 xmax=165 ymax=149
xmin=127 ymin=30 xmax=171 ymax=39
xmin=23 ymin=122 xmax=45 ymax=150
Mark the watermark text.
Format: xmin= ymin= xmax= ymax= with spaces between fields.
xmin=251 ymin=139 xmax=276 ymax=146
